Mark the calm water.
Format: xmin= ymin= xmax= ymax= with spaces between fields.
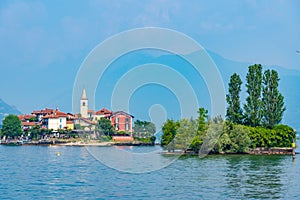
xmin=0 ymin=143 xmax=299 ymax=199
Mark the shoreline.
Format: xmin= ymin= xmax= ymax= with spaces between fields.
xmin=0 ymin=140 xmax=297 ymax=155
xmin=160 ymin=147 xmax=296 ymax=156
xmin=0 ymin=140 xmax=155 ymax=147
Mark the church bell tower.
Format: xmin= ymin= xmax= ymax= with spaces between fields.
xmin=80 ymin=88 xmax=88 ymax=118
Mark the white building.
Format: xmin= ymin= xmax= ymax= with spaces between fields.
xmin=42 ymin=111 xmax=67 ymax=131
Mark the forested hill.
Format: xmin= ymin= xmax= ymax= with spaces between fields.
xmin=0 ymin=99 xmax=21 ymax=126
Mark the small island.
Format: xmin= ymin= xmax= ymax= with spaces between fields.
xmin=0 ymin=64 xmax=297 ymax=156
xmin=160 ymin=64 xmax=297 ymax=155
xmin=0 ymin=89 xmax=156 ymax=147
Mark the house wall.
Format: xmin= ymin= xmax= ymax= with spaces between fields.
xmin=73 ymin=118 xmax=95 ymax=130
xmin=93 ymin=114 xmax=105 ymax=122
xmin=48 ymin=117 xmax=66 ymax=130
xmin=111 ymin=113 xmax=133 ymax=133
xmin=66 ymin=122 xmax=74 ymax=130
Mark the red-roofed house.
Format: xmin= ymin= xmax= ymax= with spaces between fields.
xmin=110 ymin=111 xmax=134 ymax=133
xmin=18 ymin=114 xmax=36 ymax=122
xmin=41 ymin=109 xmax=68 ymax=131
xmin=93 ymin=108 xmax=112 ymax=122
xmin=32 ymin=108 xmax=55 ymax=121
xmin=21 ymin=121 xmax=39 ymax=130
xmin=77 ymin=89 xmax=134 ymax=133
xmin=18 ymin=114 xmax=39 ymax=130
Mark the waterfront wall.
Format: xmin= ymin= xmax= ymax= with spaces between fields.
xmin=249 ymin=147 xmax=293 ymax=155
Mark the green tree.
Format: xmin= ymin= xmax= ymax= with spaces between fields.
xmin=29 ymin=117 xmax=37 ymax=122
xmin=273 ymin=124 xmax=295 ymax=147
xmin=98 ymin=118 xmax=114 ymax=136
xmin=202 ymin=117 xmax=224 ymax=154
xmin=197 ymin=107 xmax=208 ymax=132
xmin=214 ymin=123 xmax=251 ymax=153
xmin=244 ymin=64 xmax=263 ymax=127
xmin=2 ymin=114 xmax=23 ymax=138
xmin=27 ymin=125 xmax=41 ymax=140
xmin=174 ymin=118 xmax=198 ymax=151
xmin=161 ymin=119 xmax=179 ymax=152
xmin=150 ymin=135 xmax=156 ymax=145
xmin=226 ymin=73 xmax=243 ymax=124
xmin=133 ymin=120 xmax=156 ymax=138
xmin=248 ymin=124 xmax=294 ymax=148
xmin=228 ymin=124 xmax=251 ymax=153
xmin=189 ymin=108 xmax=208 ymax=153
xmin=262 ymin=69 xmax=286 ymax=128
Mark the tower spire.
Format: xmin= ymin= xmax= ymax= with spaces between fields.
xmin=81 ymin=88 xmax=87 ymax=100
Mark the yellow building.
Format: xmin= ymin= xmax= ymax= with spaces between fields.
xmin=66 ymin=120 xmax=74 ymax=130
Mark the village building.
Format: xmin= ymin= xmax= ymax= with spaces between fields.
xmin=32 ymin=108 xmax=54 ymax=122
xmin=110 ymin=111 xmax=134 ymax=132
xmin=41 ymin=110 xmax=68 ymax=131
xmin=19 ymin=108 xmax=74 ymax=131
xmin=18 ymin=114 xmax=40 ymax=130
xmin=66 ymin=120 xmax=74 ymax=130
xmin=73 ymin=115 xmax=96 ymax=131
xmin=17 ymin=89 xmax=134 ymax=139
xmin=77 ymin=89 xmax=134 ymax=133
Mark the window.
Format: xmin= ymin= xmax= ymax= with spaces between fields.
xmin=125 ymin=118 xmax=129 ymax=131
xmin=60 ymin=118 xmax=62 ymax=123
xmin=82 ymin=102 xmax=86 ymax=106
xmin=59 ymin=125 xmax=62 ymax=129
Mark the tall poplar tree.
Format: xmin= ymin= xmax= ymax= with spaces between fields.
xmin=244 ymin=64 xmax=263 ymax=127
xmin=226 ymin=73 xmax=243 ymax=124
xmin=262 ymin=69 xmax=286 ymax=128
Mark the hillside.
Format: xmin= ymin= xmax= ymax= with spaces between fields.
xmin=0 ymin=98 xmax=21 ymax=126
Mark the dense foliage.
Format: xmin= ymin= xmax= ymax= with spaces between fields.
xmin=161 ymin=119 xmax=179 ymax=152
xmin=262 ymin=69 xmax=286 ymax=128
xmin=244 ymin=64 xmax=263 ymax=127
xmin=226 ymin=73 xmax=243 ymax=124
xmin=133 ymin=120 xmax=156 ymax=138
xmin=133 ymin=120 xmax=156 ymax=145
xmin=161 ymin=115 xmax=295 ymax=154
xmin=190 ymin=108 xmax=208 ymax=152
xmin=174 ymin=118 xmax=198 ymax=150
xmin=248 ymin=124 xmax=295 ymax=148
xmin=214 ymin=123 xmax=251 ymax=153
xmin=1 ymin=114 xmax=23 ymax=138
xmin=160 ymin=64 xmax=293 ymax=154
xmin=97 ymin=118 xmax=114 ymax=136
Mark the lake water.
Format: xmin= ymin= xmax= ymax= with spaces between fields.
xmin=0 ymin=143 xmax=299 ymax=199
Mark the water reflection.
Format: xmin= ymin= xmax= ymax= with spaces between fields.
xmin=0 ymin=146 xmax=299 ymax=199
xmin=225 ymin=155 xmax=286 ymax=199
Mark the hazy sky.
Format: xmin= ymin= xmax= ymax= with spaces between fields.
xmin=0 ymin=0 xmax=299 ymax=113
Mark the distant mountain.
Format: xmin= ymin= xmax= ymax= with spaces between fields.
xmin=95 ymin=49 xmax=300 ymax=131
xmin=0 ymin=98 xmax=21 ymax=126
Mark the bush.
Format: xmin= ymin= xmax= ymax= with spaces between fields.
xmin=248 ymin=124 xmax=295 ymax=148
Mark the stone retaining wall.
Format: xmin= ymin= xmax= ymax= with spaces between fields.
xmin=249 ymin=147 xmax=293 ymax=155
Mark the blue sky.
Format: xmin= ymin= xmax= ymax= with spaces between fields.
xmin=0 ymin=0 xmax=300 ymax=115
